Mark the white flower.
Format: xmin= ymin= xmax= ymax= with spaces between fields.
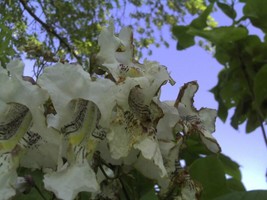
xmin=134 ymin=135 xmax=167 ymax=179
xmin=0 ymin=60 xmax=49 ymax=154
xmin=0 ymin=147 xmax=22 ymax=200
xmin=44 ymin=160 xmax=99 ymax=200
xmin=38 ymin=63 xmax=117 ymax=128
xmin=174 ymin=81 xmax=221 ymax=153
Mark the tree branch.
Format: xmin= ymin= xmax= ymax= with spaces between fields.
xmin=19 ymin=0 xmax=81 ymax=64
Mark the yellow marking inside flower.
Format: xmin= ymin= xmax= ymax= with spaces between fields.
xmin=127 ymin=67 xmax=143 ymax=77
xmin=0 ymin=103 xmax=32 ymax=153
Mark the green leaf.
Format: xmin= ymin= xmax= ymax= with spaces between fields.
xmin=191 ymin=3 xmax=215 ymax=29
xmin=189 ymin=155 xmax=229 ymax=200
xmin=140 ymin=189 xmax=158 ymax=200
xmin=217 ymin=2 xmax=237 ymax=20
xmin=214 ymin=190 xmax=267 ymax=200
xmin=226 ymin=178 xmax=246 ymax=192
xmin=254 ymin=64 xmax=267 ymax=106
xmin=79 ymin=191 xmax=91 ymax=199
xmin=120 ymin=170 xmax=156 ymax=200
xmin=243 ymin=0 xmax=267 ymax=33
xmin=218 ymin=154 xmax=242 ymax=181
xmin=180 ymin=133 xmax=213 ymax=166
xmin=14 ymin=168 xmax=51 ymax=200
xmin=172 ymin=26 xmax=195 ymax=50
xmin=246 ymin=109 xmax=261 ymax=133
xmin=230 ymin=96 xmax=251 ymax=130
xmin=193 ymin=27 xmax=248 ymax=45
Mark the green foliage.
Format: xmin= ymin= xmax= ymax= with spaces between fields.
xmin=14 ymin=168 xmax=52 ymax=200
xmin=189 ymin=155 xmax=230 ymax=199
xmin=120 ymin=170 xmax=157 ymax=200
xmin=189 ymin=155 xmax=246 ymax=200
xmin=0 ymin=0 xmax=209 ymax=74
xmin=172 ymin=0 xmax=267 ymax=133
xmin=214 ymin=190 xmax=267 ymax=200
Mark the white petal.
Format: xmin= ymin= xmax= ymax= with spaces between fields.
xmin=6 ymin=60 xmax=24 ymax=76
xmin=38 ymin=63 xmax=117 ymax=127
xmin=107 ymin=125 xmax=131 ymax=159
xmin=44 ymin=161 xmax=99 ymax=200
xmin=199 ymin=108 xmax=217 ymax=133
xmin=0 ymin=153 xmax=19 ymax=200
xmin=134 ymin=136 xmax=167 ymax=178
xmin=156 ymin=100 xmax=180 ymax=141
xmin=200 ymin=132 xmax=221 ymax=153
xmin=116 ymin=27 xmax=133 ymax=64
xmin=97 ymin=22 xmax=121 ymax=65
xmin=0 ymin=61 xmax=49 ymax=132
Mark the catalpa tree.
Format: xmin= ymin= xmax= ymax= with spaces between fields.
xmin=1 ymin=23 xmax=228 ymax=200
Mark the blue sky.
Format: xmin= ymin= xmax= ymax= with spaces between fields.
xmin=23 ymin=1 xmax=267 ymax=191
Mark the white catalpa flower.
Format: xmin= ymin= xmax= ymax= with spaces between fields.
xmin=174 ymin=81 xmax=221 ymax=153
xmin=44 ymin=158 xmax=99 ymax=200
xmin=38 ymin=63 xmax=117 ymax=128
xmin=0 ymin=146 xmax=22 ymax=200
xmin=0 ymin=60 xmax=49 ymax=153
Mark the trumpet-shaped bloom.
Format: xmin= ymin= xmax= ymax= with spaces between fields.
xmin=38 ymin=63 xmax=117 ymax=128
xmin=174 ymin=81 xmax=221 ymax=153
xmin=0 ymin=22 xmax=222 ymax=199
xmin=0 ymin=147 xmax=22 ymax=200
xmin=44 ymin=159 xmax=99 ymax=200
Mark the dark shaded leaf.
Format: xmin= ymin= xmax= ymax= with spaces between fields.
xmin=14 ymin=168 xmax=51 ymax=200
xmin=140 ymin=189 xmax=158 ymax=200
xmin=217 ymin=2 xmax=237 ymax=20
xmin=246 ymin=110 xmax=261 ymax=133
xmin=214 ymin=190 xmax=267 ymax=200
xmin=226 ymin=178 xmax=246 ymax=192
xmin=191 ymin=3 xmax=215 ymax=29
xmin=172 ymin=26 xmax=195 ymax=50
xmin=218 ymin=154 xmax=242 ymax=181
xmin=194 ymin=27 xmax=248 ymax=45
xmin=120 ymin=169 xmax=156 ymax=200
xmin=254 ymin=64 xmax=267 ymax=106
xmin=189 ymin=155 xmax=230 ymax=200
xmin=243 ymin=0 xmax=267 ymax=33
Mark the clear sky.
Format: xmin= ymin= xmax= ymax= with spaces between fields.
xmin=23 ymin=1 xmax=267 ymax=191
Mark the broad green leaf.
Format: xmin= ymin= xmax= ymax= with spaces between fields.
xmin=120 ymin=170 xmax=156 ymax=200
xmin=192 ymin=27 xmax=248 ymax=45
xmin=226 ymin=178 xmax=246 ymax=192
xmin=14 ymin=168 xmax=51 ymax=200
xmin=181 ymin=133 xmax=213 ymax=165
xmin=254 ymin=64 xmax=267 ymax=106
xmin=217 ymin=2 xmax=237 ymax=20
xmin=230 ymin=95 xmax=251 ymax=130
xmin=140 ymin=189 xmax=158 ymax=200
xmin=243 ymin=0 xmax=267 ymax=33
xmin=214 ymin=190 xmax=267 ymax=200
xmin=246 ymin=109 xmax=261 ymax=133
xmin=172 ymin=26 xmax=195 ymax=50
xmin=191 ymin=3 xmax=214 ymax=29
xmin=218 ymin=154 xmax=241 ymax=181
xmin=189 ymin=155 xmax=229 ymax=200
xmin=79 ymin=192 xmax=91 ymax=199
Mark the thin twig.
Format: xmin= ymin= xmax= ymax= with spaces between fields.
xmin=19 ymin=0 xmax=81 ymax=64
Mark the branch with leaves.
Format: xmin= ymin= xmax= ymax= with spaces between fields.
xmin=19 ymin=0 xmax=81 ymax=64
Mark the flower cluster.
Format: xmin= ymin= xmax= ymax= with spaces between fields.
xmin=0 ymin=23 xmax=220 ymax=200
